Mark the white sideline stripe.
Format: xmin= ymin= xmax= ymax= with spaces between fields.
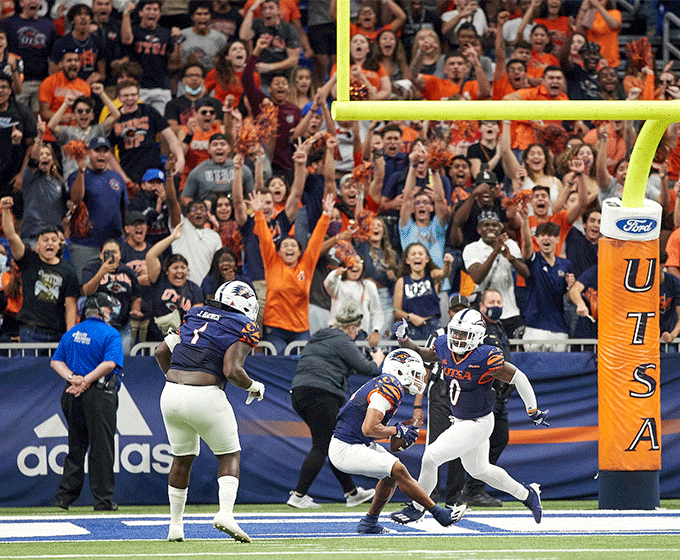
xmin=123 ymin=517 xmax=365 ymax=526
xmin=1 ymin=549 xmax=680 ymax=559
xmin=0 ymin=522 xmax=89 ymax=538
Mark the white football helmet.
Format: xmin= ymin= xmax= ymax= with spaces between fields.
xmin=212 ymin=281 xmax=259 ymax=322
xmin=382 ymin=348 xmax=426 ymax=395
xmin=447 ymin=309 xmax=486 ymax=354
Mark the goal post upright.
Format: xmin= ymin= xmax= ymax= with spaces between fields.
xmin=333 ymin=0 xmax=678 ymax=508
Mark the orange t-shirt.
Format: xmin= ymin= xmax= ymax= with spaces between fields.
xmin=666 ymin=227 xmax=680 ymax=268
xmin=180 ymin=121 xmax=224 ymax=188
xmin=533 ymin=17 xmax=570 ymax=50
xmin=586 ymin=10 xmax=622 ymax=68
xmin=527 ymin=51 xmax=559 ymax=80
xmin=38 ymin=73 xmax=91 ymax=142
xmin=241 ymin=0 xmax=301 ymax=21
xmin=419 ymin=74 xmax=480 ymax=100
xmin=1 ymin=270 xmax=21 ymax=316
xmin=205 ymin=68 xmax=260 ymax=109
xmin=492 ymin=73 xmax=518 ymax=100
xmin=668 ymin=136 xmax=680 ymax=182
xmin=254 ymin=210 xmax=330 ymax=332
xmin=511 ymin=85 xmax=569 ymax=150
xmin=522 ymin=211 xmax=571 ymax=254
xmin=582 ymin=124 xmax=627 ymax=174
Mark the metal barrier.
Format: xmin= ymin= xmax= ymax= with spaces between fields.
xmin=0 ymin=338 xmax=675 ymax=359
xmin=0 ymin=343 xmax=59 ymax=356
xmin=662 ymin=10 xmax=680 ymax=68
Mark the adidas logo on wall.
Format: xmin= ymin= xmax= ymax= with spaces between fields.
xmin=17 ymin=384 xmax=172 ymax=477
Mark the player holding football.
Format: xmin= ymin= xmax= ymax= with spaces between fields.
xmin=154 ymin=280 xmax=265 ymax=543
xmin=329 ymin=348 xmax=468 ymax=534
xmin=390 ymin=309 xmax=549 ymax=525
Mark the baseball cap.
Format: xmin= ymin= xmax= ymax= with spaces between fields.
xmin=89 ymin=136 xmax=111 ymax=150
xmin=477 ymin=209 xmax=501 ymax=225
xmin=125 ymin=211 xmax=146 ymax=225
xmin=474 ymin=169 xmax=498 ymax=185
xmin=335 ymin=301 xmax=363 ymax=324
xmin=142 ymin=168 xmax=166 ymax=182
xmin=449 ymin=294 xmax=470 ymax=310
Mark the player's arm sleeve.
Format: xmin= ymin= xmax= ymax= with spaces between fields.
xmin=511 ymin=367 xmax=538 ymax=413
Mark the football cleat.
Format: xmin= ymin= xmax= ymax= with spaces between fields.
xmin=212 ymin=512 xmax=251 ymax=543
xmin=389 ymin=503 xmax=425 ymax=524
xmin=522 ymin=483 xmax=543 ymax=524
xmin=431 ymin=503 xmax=468 ymax=526
xmin=357 ymin=515 xmax=391 ymax=534
xmin=167 ymin=524 xmax=184 ymax=542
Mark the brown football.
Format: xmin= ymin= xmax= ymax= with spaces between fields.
xmin=390 ymin=418 xmax=418 ymax=452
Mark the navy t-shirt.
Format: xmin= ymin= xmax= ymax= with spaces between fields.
xmin=1 ymin=15 xmax=57 ymax=80
xmin=109 ymin=104 xmax=169 ymax=183
xmin=660 ymin=272 xmax=680 ymax=335
xmin=67 ymin=168 xmax=128 ymax=247
xmin=81 ymin=261 xmax=141 ymax=329
xmin=50 ymin=33 xmax=105 ymax=81
xmin=127 ymin=24 xmax=174 ymax=89
xmin=523 ymin=251 xmax=573 ymax=333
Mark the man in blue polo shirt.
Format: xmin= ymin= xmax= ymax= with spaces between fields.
xmin=52 ymin=293 xmax=124 ymax=511
xmin=519 ymin=216 xmax=575 ymax=351
xmin=68 ymin=136 xmax=129 ymax=282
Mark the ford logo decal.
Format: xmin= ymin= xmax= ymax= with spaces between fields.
xmin=615 ymin=217 xmax=658 ymax=234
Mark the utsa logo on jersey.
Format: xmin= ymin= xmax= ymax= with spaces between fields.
xmin=434 ymin=338 xmax=505 ymax=419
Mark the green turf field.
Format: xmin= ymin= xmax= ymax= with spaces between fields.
xmin=1 ymin=501 xmax=679 ymax=560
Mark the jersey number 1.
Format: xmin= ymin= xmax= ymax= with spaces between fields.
xmin=191 ymin=322 xmax=208 ymax=344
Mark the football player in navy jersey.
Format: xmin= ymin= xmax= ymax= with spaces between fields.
xmin=329 ymin=348 xmax=467 ymax=534
xmin=391 ymin=309 xmax=549 ymax=525
xmin=154 ymin=280 xmax=265 ymax=543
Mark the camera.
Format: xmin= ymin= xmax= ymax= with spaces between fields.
xmin=103 ymin=250 xmax=115 ymax=263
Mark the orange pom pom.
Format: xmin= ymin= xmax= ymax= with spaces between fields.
xmin=334 ymin=239 xmax=357 ymax=268
xmin=351 ymin=161 xmax=374 ymax=184
xmin=255 ymin=102 xmax=279 ymax=143
xmin=354 ymin=209 xmax=375 ymax=241
xmin=235 ymin=118 xmax=260 ymax=155
xmin=63 ymin=139 xmax=89 ymax=160
xmin=625 ymin=37 xmax=652 ymax=73
xmin=503 ymin=189 xmax=533 ymax=211
xmin=536 ymin=123 xmax=568 ymax=155
xmin=427 ymin=144 xmax=453 ymax=171
xmin=452 ymin=186 xmax=470 ymax=205
xmin=349 ymin=80 xmax=368 ymax=101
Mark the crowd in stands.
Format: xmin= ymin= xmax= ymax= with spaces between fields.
xmin=0 ymin=0 xmax=679 ymax=354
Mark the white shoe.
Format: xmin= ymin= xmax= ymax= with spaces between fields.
xmin=346 ymin=487 xmax=375 ymax=507
xmin=286 ymin=491 xmax=321 ymax=509
xmin=167 ymin=524 xmax=184 ymax=542
xmin=212 ymin=512 xmax=251 ymax=543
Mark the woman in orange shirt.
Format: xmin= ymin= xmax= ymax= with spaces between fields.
xmin=205 ymin=41 xmax=260 ymax=111
xmin=330 ymin=34 xmax=391 ymax=100
xmin=582 ymin=0 xmax=621 ymax=68
xmin=252 ymin=190 xmax=334 ymax=355
xmin=526 ymin=25 xmax=559 ymax=81
xmin=534 ymin=0 xmax=570 ymax=52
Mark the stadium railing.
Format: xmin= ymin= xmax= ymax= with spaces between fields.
xmin=2 ymin=339 xmax=677 ymax=358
